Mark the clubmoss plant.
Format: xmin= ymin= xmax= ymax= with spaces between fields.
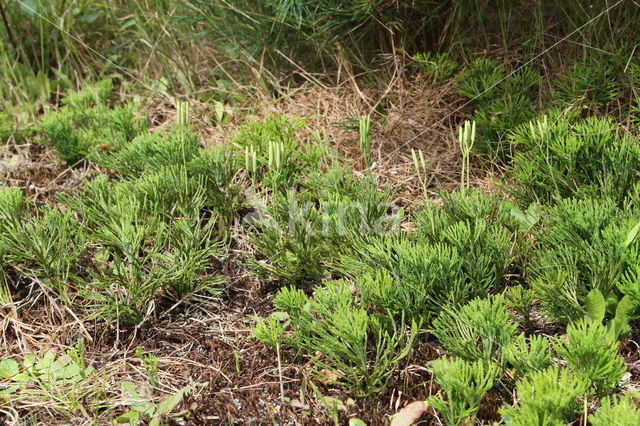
xmin=529 ymin=197 xmax=640 ymax=323
xmin=258 ymin=282 xmax=417 ymax=396
xmin=503 ymin=333 xmax=552 ymax=379
xmin=427 ymin=357 xmax=501 ymax=426
xmin=553 ymin=319 xmax=626 ymax=396
xmin=432 ymin=295 xmax=517 ymax=364
xmin=508 ymin=114 xmax=640 ymax=205
xmin=499 ymin=367 xmax=586 ymax=425
xmin=589 ymin=394 xmax=640 ymax=426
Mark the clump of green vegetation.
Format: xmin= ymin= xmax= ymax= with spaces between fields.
xmin=256 ymin=282 xmax=417 ymax=396
xmin=499 ymin=367 xmax=586 ymax=425
xmin=339 ymin=190 xmax=517 ymax=324
xmin=246 ymin=168 xmax=400 ymax=284
xmin=455 ymin=59 xmax=506 ymax=102
xmin=3 ymin=2 xmax=640 ymax=421
xmin=589 ymin=394 xmax=640 ymax=426
xmin=233 ymin=115 xmax=323 ymax=191
xmin=0 ymin=84 xmax=241 ymax=325
xmin=504 ymin=286 xmax=537 ymax=330
xmin=0 ymin=189 xmax=84 ymax=302
xmin=38 ymin=80 xmax=146 ymax=163
xmin=432 ymin=295 xmax=517 ymax=364
xmin=503 ymin=333 xmax=552 ymax=378
xmin=412 ymin=51 xmax=459 ymax=81
xmin=553 ymin=51 xmax=625 ymax=112
xmin=0 ymin=344 xmax=99 ymax=418
xmin=528 ymin=197 xmax=640 ymax=323
xmin=554 ymin=319 xmax=626 ymax=396
xmin=427 ymin=357 xmax=501 ymax=426
xmin=455 ymin=59 xmax=539 ymax=157
xmin=508 ymin=114 xmax=640 ymax=204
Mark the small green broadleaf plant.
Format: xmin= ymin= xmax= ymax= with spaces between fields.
xmin=115 ymin=382 xmax=190 ymax=426
xmin=529 ymin=197 xmax=640 ymax=323
xmin=427 ymin=357 xmax=501 ymax=426
xmin=135 ymin=347 xmax=159 ymax=390
xmin=553 ymin=319 xmax=626 ymax=396
xmin=583 ymin=288 xmax=636 ymax=341
xmin=0 ymin=347 xmax=98 ymax=416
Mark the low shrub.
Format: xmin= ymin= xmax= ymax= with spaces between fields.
xmin=95 ymin=128 xmax=202 ymax=179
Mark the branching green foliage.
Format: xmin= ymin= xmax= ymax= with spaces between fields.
xmin=232 ymin=115 xmax=322 ymax=191
xmin=504 ymin=286 xmax=536 ymax=330
xmin=343 ymin=237 xmax=465 ymax=322
xmin=62 ymin=177 xmax=226 ymax=323
xmin=508 ymin=114 xmax=640 ymax=204
xmin=258 ymin=282 xmax=417 ymax=396
xmin=246 ymin=169 xmax=400 ymax=284
xmin=5 ymin=89 xmax=237 ymax=324
xmin=342 ymin=190 xmax=516 ymax=323
xmin=503 ymin=334 xmax=552 ymax=379
xmin=417 ymin=191 xmax=518 ymax=290
xmin=455 ymin=59 xmax=506 ymax=101
xmin=529 ymin=197 xmax=640 ymax=322
xmin=100 ymin=130 xmax=239 ymax=225
xmin=432 ymin=295 xmax=517 ymax=364
xmin=589 ymin=394 xmax=640 ymax=426
xmin=96 ymin=129 xmax=201 ymax=179
xmin=0 ymin=189 xmax=83 ymax=301
xmin=553 ymin=53 xmax=622 ymax=110
xmin=427 ymin=357 xmax=501 ymax=426
xmin=38 ymin=80 xmax=146 ymax=163
xmin=499 ymin=367 xmax=586 ymax=425
xmin=553 ymin=319 xmax=626 ymax=396
xmin=418 ymin=190 xmax=517 ymax=232
xmin=412 ymin=52 xmax=458 ymax=81
xmin=455 ymin=60 xmax=539 ymax=157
